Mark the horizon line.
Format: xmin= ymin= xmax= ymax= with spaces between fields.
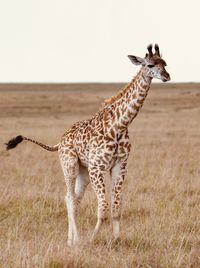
xmin=0 ymin=81 xmax=199 ymax=84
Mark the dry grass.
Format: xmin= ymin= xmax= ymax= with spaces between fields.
xmin=0 ymin=83 xmax=200 ymax=267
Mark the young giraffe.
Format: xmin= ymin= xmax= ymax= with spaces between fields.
xmin=6 ymin=44 xmax=170 ymax=246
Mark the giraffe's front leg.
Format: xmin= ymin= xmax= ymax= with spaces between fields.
xmin=88 ymin=165 xmax=108 ymax=239
xmin=111 ymin=158 xmax=128 ymax=239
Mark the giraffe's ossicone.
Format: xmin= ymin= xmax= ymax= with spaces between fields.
xmin=6 ymin=44 xmax=170 ymax=246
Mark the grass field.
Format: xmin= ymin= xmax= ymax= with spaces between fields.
xmin=0 ymin=83 xmax=200 ymax=267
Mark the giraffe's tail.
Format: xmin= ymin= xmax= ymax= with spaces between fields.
xmin=5 ymin=135 xmax=59 ymax=152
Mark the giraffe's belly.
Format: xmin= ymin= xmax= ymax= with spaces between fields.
xmin=79 ymin=155 xmax=89 ymax=167
xmin=78 ymin=142 xmax=118 ymax=171
xmin=75 ymin=132 xmax=130 ymax=171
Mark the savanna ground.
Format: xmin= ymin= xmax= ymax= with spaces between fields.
xmin=0 ymin=83 xmax=200 ymax=268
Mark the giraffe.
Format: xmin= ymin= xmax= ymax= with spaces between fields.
xmin=6 ymin=44 xmax=170 ymax=246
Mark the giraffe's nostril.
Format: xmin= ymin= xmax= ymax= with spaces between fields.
xmin=166 ymin=73 xmax=170 ymax=80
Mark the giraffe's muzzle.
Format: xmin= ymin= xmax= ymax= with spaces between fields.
xmin=162 ymin=72 xmax=171 ymax=82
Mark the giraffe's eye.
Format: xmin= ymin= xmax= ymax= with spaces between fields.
xmin=147 ymin=64 xmax=155 ymax=68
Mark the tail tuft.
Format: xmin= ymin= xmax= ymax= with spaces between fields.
xmin=5 ymin=135 xmax=23 ymax=150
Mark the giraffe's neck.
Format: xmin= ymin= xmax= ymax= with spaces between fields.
xmin=109 ymin=68 xmax=152 ymax=132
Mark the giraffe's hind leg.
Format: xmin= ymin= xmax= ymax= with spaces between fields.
xmin=75 ymin=164 xmax=89 ymax=204
xmin=59 ymin=150 xmax=79 ymax=246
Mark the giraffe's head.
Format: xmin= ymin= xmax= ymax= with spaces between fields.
xmin=128 ymin=44 xmax=170 ymax=82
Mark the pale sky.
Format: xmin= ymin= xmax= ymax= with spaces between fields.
xmin=0 ymin=0 xmax=199 ymax=82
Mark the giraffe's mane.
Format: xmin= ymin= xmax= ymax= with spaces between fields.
xmin=103 ymin=71 xmax=140 ymax=105
xmin=103 ymin=83 xmax=132 ymax=105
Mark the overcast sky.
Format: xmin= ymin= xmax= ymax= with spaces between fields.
xmin=0 ymin=0 xmax=199 ymax=82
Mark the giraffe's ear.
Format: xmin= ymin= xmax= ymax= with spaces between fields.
xmin=128 ymin=55 xmax=144 ymax=65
